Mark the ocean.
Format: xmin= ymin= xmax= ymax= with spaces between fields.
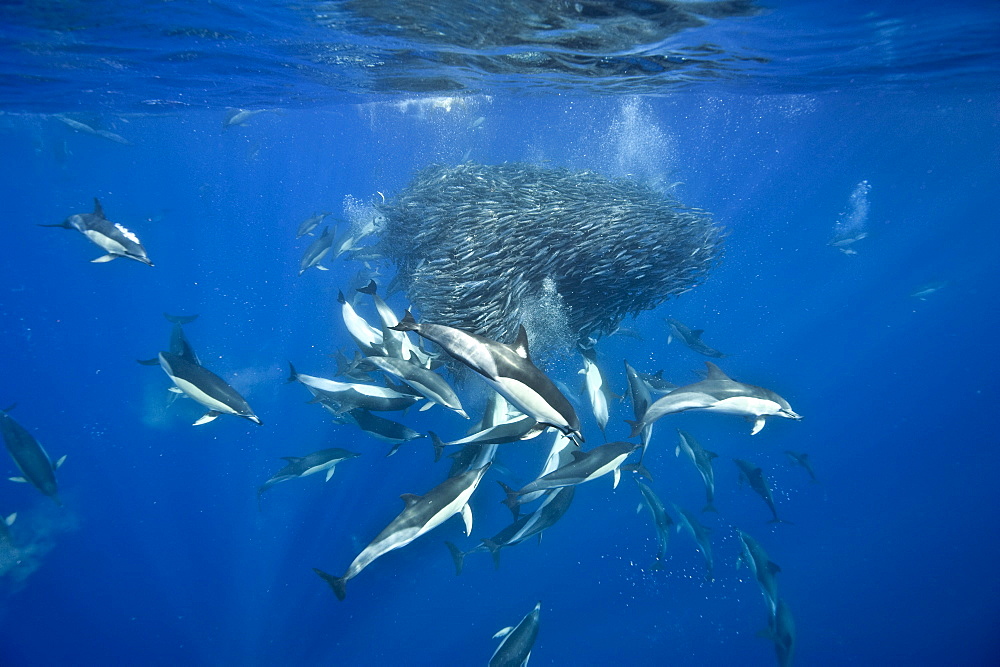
xmin=1 ymin=1 xmax=998 ymax=665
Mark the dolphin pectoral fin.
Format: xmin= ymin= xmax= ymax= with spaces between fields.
xmin=4 ymin=513 xmax=15 ymax=527
xmin=460 ymin=502 xmax=473 ymax=535
xmin=193 ymin=411 xmax=220 ymax=425
xmin=55 ymin=454 xmax=67 ymax=468
xmin=751 ymin=416 xmax=766 ymax=435
xmin=8 ymin=477 xmax=27 ymax=483
xmin=493 ymin=626 xmax=514 ymax=640
xmin=325 ymin=467 xmax=336 ymax=482
xmin=167 ymin=386 xmax=184 ymax=394
xmin=612 ymin=467 xmax=621 ymax=489
xmin=667 ymin=334 xmax=673 ymax=344
xmin=316 ymin=265 xmax=328 ymax=270
xmin=91 ymin=254 xmax=118 ymax=263
xmin=418 ymin=400 xmax=434 ymax=412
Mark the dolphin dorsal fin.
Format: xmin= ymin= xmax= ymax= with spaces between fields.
xmin=570 ymin=450 xmax=587 ymax=462
xmin=704 ymin=362 xmax=730 ymax=381
xmin=400 ymin=493 xmax=422 ymax=507
xmin=93 ymin=198 xmax=105 ymax=218
xmin=337 ymin=290 xmax=347 ymax=305
xmin=691 ymin=329 xmax=705 ymax=339
xmin=511 ymin=325 xmax=531 ymax=361
xmin=768 ymin=561 xmax=781 ymax=575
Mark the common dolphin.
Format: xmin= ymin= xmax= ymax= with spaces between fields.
xmin=624 ymin=360 xmax=654 ymax=460
xmin=734 ymin=459 xmax=789 ymax=524
xmin=157 ymin=352 xmax=261 ymax=426
xmin=784 ymin=450 xmax=818 ymax=483
xmin=428 ymin=415 xmax=543 ymax=461
xmin=364 ymin=355 xmax=468 ymax=418
xmin=0 ymin=407 xmax=66 ymax=505
xmin=671 ymin=503 xmax=714 ymax=581
xmin=314 ymin=463 xmax=491 ymax=600
xmin=288 ymin=363 xmax=421 ymax=413
xmin=501 ymin=441 xmax=642 ymax=512
xmin=627 ymin=362 xmax=800 ymax=436
xmin=665 ymin=317 xmax=726 ymax=358
xmin=513 ymin=429 xmax=577 ymax=508
xmin=634 ymin=478 xmax=674 ymax=570
xmin=489 ymin=601 xmax=541 ymax=667
xmin=392 ymin=312 xmax=582 ymax=443
xmin=296 ymin=212 xmax=329 ymax=238
xmin=257 ymin=448 xmax=359 ymax=507
xmin=298 ymin=226 xmax=334 ymax=275
xmin=736 ymin=528 xmax=781 ymax=618
xmin=356 ymin=281 xmax=430 ymax=365
xmin=447 ymin=486 xmax=575 ymax=574
xmin=41 ymin=199 xmax=153 ymax=265
xmin=137 ymin=313 xmax=200 ymax=368
xmin=331 ymin=408 xmax=425 ymax=457
xmin=338 ymin=290 xmax=384 ymax=355
xmin=759 ymin=598 xmax=796 ymax=667
xmin=579 ymin=346 xmax=616 ymax=438
xmin=676 ymin=429 xmax=719 ymax=512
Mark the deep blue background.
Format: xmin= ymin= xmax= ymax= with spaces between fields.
xmin=1 ymin=18 xmax=999 ymax=667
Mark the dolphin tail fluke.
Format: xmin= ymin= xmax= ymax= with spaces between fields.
xmin=624 ymin=419 xmax=644 ymax=439
xmin=445 ymin=541 xmax=465 ymax=576
xmin=429 ymin=431 xmax=446 ymax=462
xmin=702 ymin=503 xmax=718 ymax=513
xmin=623 ymin=462 xmax=653 ymax=482
xmin=392 ymin=311 xmax=418 ymax=332
xmin=286 ymin=362 xmax=298 ymax=383
xmin=497 ymin=481 xmax=521 ymax=520
xmin=313 ymin=568 xmax=347 ymax=601
xmin=357 ymin=280 xmax=377 ymax=295
xmin=482 ymin=539 xmax=502 ymax=570
xmin=164 ymin=313 xmax=199 ymax=325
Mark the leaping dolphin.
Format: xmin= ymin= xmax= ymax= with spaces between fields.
xmin=627 ymin=362 xmax=800 ymax=436
xmin=489 ymin=601 xmax=542 ymax=667
xmin=392 ymin=312 xmax=582 ymax=443
xmin=157 ymin=352 xmax=261 ymax=426
xmin=0 ymin=406 xmax=66 ymax=505
xmin=314 ymin=463 xmax=491 ymax=600
xmin=40 ymin=199 xmax=153 ymax=266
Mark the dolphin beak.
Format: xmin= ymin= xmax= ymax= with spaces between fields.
xmin=781 ymin=409 xmax=802 ymax=420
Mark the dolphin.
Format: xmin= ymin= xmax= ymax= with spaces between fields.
xmin=910 ymin=280 xmax=947 ymax=300
xmin=759 ymin=598 xmax=795 ymax=667
xmin=665 ymin=317 xmax=726 ymax=358
xmin=296 ymin=212 xmax=329 ymax=238
xmin=392 ymin=312 xmax=582 ymax=443
xmin=157 ymin=352 xmax=261 ymax=426
xmin=447 ymin=486 xmax=575 ymax=574
xmin=137 ymin=313 xmax=200 ymax=367
xmin=288 ymin=363 xmax=422 ymax=413
xmin=636 ymin=369 xmax=676 ymax=395
xmin=257 ymin=448 xmax=359 ymax=507
xmin=314 ymin=463 xmax=491 ymax=600
xmin=428 ymin=415 xmax=543 ymax=461
xmin=356 ymin=281 xmax=431 ymax=365
xmin=501 ymin=441 xmax=642 ymax=512
xmin=364 ymin=355 xmax=468 ymax=419
xmin=332 ymin=408 xmax=425 ymax=457
xmin=624 ymin=360 xmax=654 ymax=460
xmin=338 ymin=290 xmax=384 ymax=355
xmin=671 ymin=503 xmax=714 ymax=581
xmin=40 ymin=199 xmax=153 ymax=265
xmin=734 ymin=459 xmax=789 ymax=524
xmin=736 ymin=528 xmax=781 ymax=618
xmin=489 ymin=601 xmax=541 ymax=667
xmin=579 ymin=346 xmax=616 ymax=438
xmin=0 ymin=406 xmax=66 ymax=505
xmin=627 ymin=362 xmax=801 ymax=437
xmin=634 ymin=478 xmax=674 ymax=570
xmin=676 ymin=429 xmax=719 ymax=512
xmin=784 ymin=450 xmax=818 ymax=483
xmin=222 ymin=108 xmax=269 ymax=128
xmin=298 ymin=226 xmax=334 ymax=275
xmin=514 ymin=429 xmax=577 ymax=508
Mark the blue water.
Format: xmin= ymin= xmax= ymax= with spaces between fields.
xmin=2 ymin=1 xmax=999 ymax=665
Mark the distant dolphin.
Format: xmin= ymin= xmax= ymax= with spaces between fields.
xmin=40 ymin=199 xmax=153 ymax=265
xmin=759 ymin=598 xmax=796 ymax=667
xmin=0 ymin=406 xmax=66 ymax=505
xmin=332 ymin=408 xmax=425 ymax=457
xmin=665 ymin=317 xmax=726 ymax=358
xmin=392 ymin=312 xmax=582 ymax=443
xmin=671 ymin=503 xmax=714 ymax=581
xmin=157 ymin=352 xmax=261 ymax=426
xmin=676 ymin=430 xmax=719 ymax=512
xmin=634 ymin=478 xmax=674 ymax=570
xmin=298 ymin=226 xmax=334 ymax=275
xmin=627 ymin=362 xmax=800 ymax=436
xmin=314 ymin=463 xmax=491 ymax=600
xmin=736 ymin=528 xmax=781 ymax=618
xmin=489 ymin=601 xmax=541 ymax=667
xmin=257 ymin=448 xmax=359 ymax=507
xmin=734 ymin=459 xmax=789 ymax=524
xmin=784 ymin=450 xmax=818 ymax=483
xmin=296 ymin=212 xmax=330 ymax=238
